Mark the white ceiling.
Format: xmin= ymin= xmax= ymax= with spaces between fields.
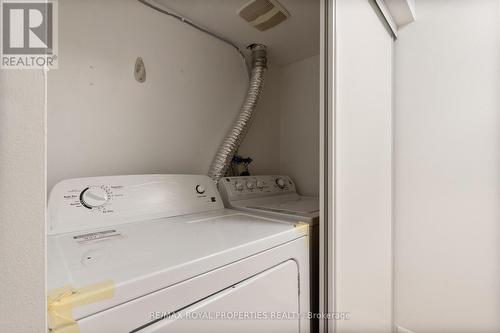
xmin=152 ymin=0 xmax=320 ymax=66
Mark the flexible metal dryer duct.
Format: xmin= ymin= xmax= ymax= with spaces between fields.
xmin=208 ymin=44 xmax=267 ymax=183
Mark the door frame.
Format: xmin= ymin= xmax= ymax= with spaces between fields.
xmin=319 ymin=0 xmax=335 ymax=332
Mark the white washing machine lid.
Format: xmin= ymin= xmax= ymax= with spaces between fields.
xmin=47 ymin=208 xmax=308 ymax=322
xmin=235 ymin=194 xmax=319 ymax=223
xmin=247 ymin=195 xmax=319 ymax=215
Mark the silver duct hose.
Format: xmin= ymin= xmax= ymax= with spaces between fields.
xmin=208 ymin=44 xmax=268 ymax=183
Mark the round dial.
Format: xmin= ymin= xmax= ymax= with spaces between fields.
xmin=235 ymin=181 xmax=244 ymax=191
xmin=80 ymin=186 xmax=109 ymax=208
xmin=256 ymin=181 xmax=265 ymax=189
xmin=246 ymin=181 xmax=256 ymax=189
xmin=195 ymin=185 xmax=205 ymax=194
xmin=276 ymin=178 xmax=286 ymax=189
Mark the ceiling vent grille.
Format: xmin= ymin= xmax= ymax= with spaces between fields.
xmin=238 ymin=0 xmax=291 ymax=31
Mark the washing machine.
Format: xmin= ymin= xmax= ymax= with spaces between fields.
xmin=218 ymin=175 xmax=319 ymax=330
xmin=47 ymin=174 xmax=310 ymax=333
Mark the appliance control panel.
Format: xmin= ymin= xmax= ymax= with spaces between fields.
xmin=218 ymin=175 xmax=296 ymax=201
xmin=48 ymin=174 xmax=223 ymax=235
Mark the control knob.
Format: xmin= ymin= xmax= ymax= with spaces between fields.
xmin=81 ymin=186 xmax=109 ymax=208
xmin=256 ymin=181 xmax=265 ymax=189
xmin=195 ymin=185 xmax=205 ymax=194
xmin=246 ymin=181 xmax=256 ymax=190
xmin=235 ymin=181 xmax=244 ymax=191
xmin=275 ymin=178 xmax=286 ymax=189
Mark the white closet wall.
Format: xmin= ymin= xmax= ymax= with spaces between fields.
xmin=241 ymin=55 xmax=320 ymax=196
xmin=238 ymin=67 xmax=282 ymax=176
xmin=280 ymin=55 xmax=320 ymax=196
xmin=0 ymin=71 xmax=46 ymax=332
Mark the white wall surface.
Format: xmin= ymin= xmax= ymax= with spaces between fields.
xmin=0 ymin=71 xmax=46 ymax=332
xmin=48 ymin=0 xmax=319 ymax=195
xmin=279 ymin=55 xmax=320 ymax=196
xmin=238 ymin=67 xmax=282 ymax=176
xmin=394 ymin=1 xmax=500 ymax=332
xmin=48 ymin=0 xmax=253 ymax=190
xmin=335 ymin=0 xmax=393 ymax=331
xmin=241 ymin=55 xmax=320 ymax=196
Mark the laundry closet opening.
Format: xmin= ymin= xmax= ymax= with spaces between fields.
xmin=46 ymin=1 xmax=320 ymax=332
xmin=47 ymin=0 xmax=319 ymax=192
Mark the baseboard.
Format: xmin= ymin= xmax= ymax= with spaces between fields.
xmin=397 ymin=326 xmax=416 ymax=333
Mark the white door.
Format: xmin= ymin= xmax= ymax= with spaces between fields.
xmin=139 ymin=260 xmax=301 ymax=333
xmin=335 ymin=0 xmax=394 ymax=332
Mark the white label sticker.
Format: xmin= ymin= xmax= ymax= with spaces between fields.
xmin=73 ymin=229 xmax=124 ymax=245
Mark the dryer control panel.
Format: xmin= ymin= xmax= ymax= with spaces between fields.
xmin=48 ymin=175 xmax=223 ymax=235
xmin=218 ymin=175 xmax=296 ymax=201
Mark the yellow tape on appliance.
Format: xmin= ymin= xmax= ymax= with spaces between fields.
xmin=295 ymin=221 xmax=309 ymax=229
xmin=47 ymin=280 xmax=115 ymax=333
